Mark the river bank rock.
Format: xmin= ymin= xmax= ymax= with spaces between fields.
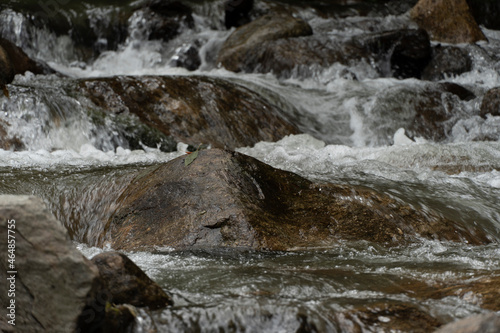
xmin=91 ymin=252 xmax=173 ymax=309
xmin=410 ymin=0 xmax=487 ymax=44
xmin=434 ymin=313 xmax=500 ymax=333
xmin=480 ymin=87 xmax=500 ymax=118
xmin=217 ymin=13 xmax=313 ymax=73
xmin=80 ymin=75 xmax=300 ymax=150
xmin=0 ymin=195 xmax=101 ymax=333
xmin=105 ymin=149 xmax=490 ymax=252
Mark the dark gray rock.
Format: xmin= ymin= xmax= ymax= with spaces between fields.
xmin=146 ymin=1 xmax=194 ymax=41
xmin=91 ymin=252 xmax=173 ymax=309
xmin=480 ymin=87 xmax=500 ymax=118
xmin=0 ymin=195 xmax=100 ymax=333
xmin=225 ymin=0 xmax=254 ymax=29
xmin=422 ymin=46 xmax=472 ymax=81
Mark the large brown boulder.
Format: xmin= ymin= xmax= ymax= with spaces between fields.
xmin=0 ymin=195 xmax=101 ymax=333
xmin=410 ymin=0 xmax=487 ymax=44
xmin=217 ymin=13 xmax=313 ymax=73
xmin=80 ymin=75 xmax=300 ymax=150
xmin=105 ymin=149 xmax=490 ymax=252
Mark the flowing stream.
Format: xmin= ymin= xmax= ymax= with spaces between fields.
xmin=1 ymin=0 xmax=500 ymax=331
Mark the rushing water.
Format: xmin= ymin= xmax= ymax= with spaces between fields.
xmin=1 ymin=0 xmax=500 ymax=331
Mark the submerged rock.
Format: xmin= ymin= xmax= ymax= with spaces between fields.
xmin=338 ymin=302 xmax=442 ymax=333
xmin=410 ymin=0 xmax=487 ymax=44
xmin=0 ymin=119 xmax=24 ymax=150
xmin=369 ymin=82 xmax=476 ymax=144
xmin=422 ymin=46 xmax=472 ymax=81
xmin=0 ymin=195 xmax=100 ymax=332
xmin=91 ymin=252 xmax=172 ymax=309
xmin=480 ymin=87 xmax=500 ymax=118
xmin=105 ymin=149 xmax=490 ymax=252
xmin=80 ymin=75 xmax=300 ymax=150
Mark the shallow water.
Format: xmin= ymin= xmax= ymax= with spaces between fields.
xmin=1 ymin=0 xmax=500 ymax=331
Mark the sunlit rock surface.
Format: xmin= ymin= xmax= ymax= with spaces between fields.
xmin=106 ymin=149 xmax=490 ymax=252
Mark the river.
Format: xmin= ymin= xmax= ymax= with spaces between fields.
xmin=1 ymin=0 xmax=500 ymax=332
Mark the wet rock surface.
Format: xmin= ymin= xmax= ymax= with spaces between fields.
xmin=368 ymin=82 xmax=475 ymax=144
xmin=480 ymin=87 xmax=500 ymax=118
xmin=338 ymin=302 xmax=442 ymax=333
xmin=80 ymin=75 xmax=300 ymax=150
xmin=217 ymin=13 xmax=313 ymax=73
xmin=218 ymin=23 xmax=431 ymax=79
xmin=410 ymin=0 xmax=487 ymax=44
xmin=0 ymin=37 xmax=53 ymax=96
xmin=422 ymin=46 xmax=473 ymax=81
xmin=91 ymin=251 xmax=173 ymax=309
xmin=106 ymin=149 xmax=490 ymax=252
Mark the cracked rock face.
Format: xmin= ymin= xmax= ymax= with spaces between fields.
xmin=105 ymin=149 xmax=490 ymax=252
